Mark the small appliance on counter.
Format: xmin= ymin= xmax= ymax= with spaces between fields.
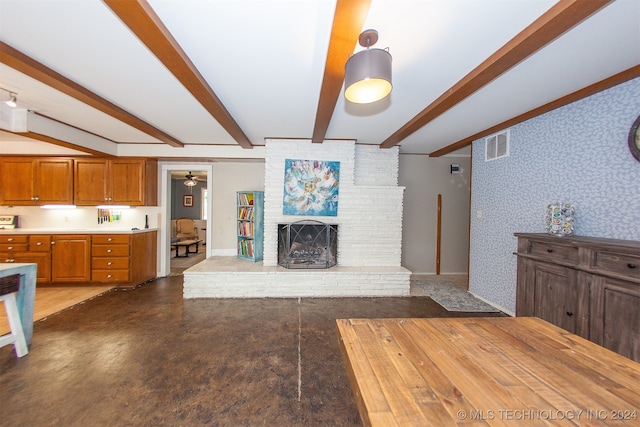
xmin=0 ymin=215 xmax=18 ymax=229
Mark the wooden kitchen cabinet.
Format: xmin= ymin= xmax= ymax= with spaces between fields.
xmin=0 ymin=231 xmax=156 ymax=287
xmin=91 ymin=231 xmax=157 ymax=287
xmin=74 ymin=158 xmax=157 ymax=206
xmin=516 ymin=233 xmax=640 ymax=361
xmin=0 ymin=157 xmax=74 ymax=205
xmin=91 ymin=234 xmax=131 ymax=283
xmin=51 ymin=234 xmax=91 ymax=283
xmin=130 ymin=230 xmax=157 ymax=286
xmin=0 ymin=234 xmax=52 ymax=282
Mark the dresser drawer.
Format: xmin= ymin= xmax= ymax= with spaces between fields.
xmin=92 ymin=244 xmax=129 ymax=257
xmin=92 ymin=269 xmax=130 ymax=282
xmin=92 ymin=234 xmax=130 ymax=245
xmin=29 ymin=235 xmax=52 ymax=252
xmin=592 ymin=251 xmax=640 ymax=279
xmin=528 ymin=240 xmax=579 ymax=264
xmin=0 ymin=235 xmax=27 ymax=244
xmin=92 ymin=257 xmax=129 ymax=270
xmin=0 ymin=243 xmax=28 ymax=252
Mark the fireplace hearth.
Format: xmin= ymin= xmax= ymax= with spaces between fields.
xmin=278 ymin=221 xmax=337 ymax=269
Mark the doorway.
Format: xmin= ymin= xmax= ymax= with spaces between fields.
xmin=159 ymin=163 xmax=213 ymax=277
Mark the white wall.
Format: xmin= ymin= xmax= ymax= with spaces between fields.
xmin=399 ymin=155 xmax=471 ymax=275
xmin=263 ymin=140 xmax=404 ymax=267
xmin=210 ymin=162 xmax=265 ymax=251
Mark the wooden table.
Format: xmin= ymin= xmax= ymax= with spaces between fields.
xmin=0 ymin=263 xmax=36 ymax=344
xmin=337 ymin=317 xmax=640 ymax=426
xmin=170 ymin=239 xmax=202 ymax=258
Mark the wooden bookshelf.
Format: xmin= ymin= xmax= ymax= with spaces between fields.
xmin=236 ymin=191 xmax=264 ymax=261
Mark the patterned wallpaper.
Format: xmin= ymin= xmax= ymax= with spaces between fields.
xmin=469 ymin=77 xmax=640 ymax=314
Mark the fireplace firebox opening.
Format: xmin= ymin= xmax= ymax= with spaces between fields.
xmin=278 ymin=220 xmax=338 ymax=269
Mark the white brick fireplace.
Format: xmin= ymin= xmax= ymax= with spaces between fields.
xmin=183 ymin=139 xmax=411 ymax=298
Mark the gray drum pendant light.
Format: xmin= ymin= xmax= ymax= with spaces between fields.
xmin=344 ymin=29 xmax=392 ymax=104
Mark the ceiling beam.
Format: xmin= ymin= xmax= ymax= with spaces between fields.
xmin=380 ymin=0 xmax=614 ymax=149
xmin=429 ymin=65 xmax=640 ymax=157
xmin=0 ymin=41 xmax=184 ymax=148
xmin=312 ymin=0 xmax=371 ymax=144
xmin=104 ymin=0 xmax=253 ymax=149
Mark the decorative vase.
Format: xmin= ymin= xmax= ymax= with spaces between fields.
xmin=545 ymin=203 xmax=575 ymax=236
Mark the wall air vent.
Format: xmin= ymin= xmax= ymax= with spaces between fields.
xmin=485 ymin=130 xmax=510 ymax=161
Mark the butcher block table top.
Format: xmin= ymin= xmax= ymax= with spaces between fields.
xmin=336 ymin=317 xmax=640 ymax=426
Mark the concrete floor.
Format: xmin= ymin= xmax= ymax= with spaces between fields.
xmin=1 ymin=274 xmax=500 ymax=426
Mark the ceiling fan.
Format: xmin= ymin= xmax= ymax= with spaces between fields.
xmin=183 ymin=171 xmax=197 ymax=188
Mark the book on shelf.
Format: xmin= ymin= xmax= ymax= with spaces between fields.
xmin=237 ymin=192 xmax=255 ymax=206
xmin=238 ymin=239 xmax=254 ymax=257
xmin=238 ymin=206 xmax=254 ymax=220
xmin=237 ymin=221 xmax=254 ymax=237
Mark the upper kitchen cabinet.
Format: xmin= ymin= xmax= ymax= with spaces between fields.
xmin=0 ymin=157 xmax=74 ymax=205
xmin=74 ymin=158 xmax=157 ymax=206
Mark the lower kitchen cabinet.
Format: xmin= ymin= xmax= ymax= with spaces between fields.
xmin=0 ymin=230 xmax=157 ymax=288
xmin=0 ymin=234 xmax=52 ymax=282
xmin=92 ymin=234 xmax=130 ymax=283
xmin=91 ymin=231 xmax=157 ymax=287
xmin=12 ymin=252 xmax=52 ymax=283
xmin=516 ymin=233 xmax=640 ymax=361
xmin=51 ymin=235 xmax=92 ymax=283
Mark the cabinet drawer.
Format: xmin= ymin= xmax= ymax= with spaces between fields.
xmin=0 ymin=243 xmax=28 ymax=252
xmin=92 ymin=257 xmax=129 ymax=270
xmin=92 ymin=234 xmax=130 ymax=244
xmin=1 ymin=252 xmax=16 ymax=263
xmin=92 ymin=269 xmax=130 ymax=282
xmin=0 ymin=235 xmax=27 ymax=244
xmin=92 ymin=244 xmax=129 ymax=257
xmin=592 ymin=251 xmax=640 ymax=279
xmin=29 ymin=235 xmax=52 ymax=251
xmin=528 ymin=240 xmax=578 ymax=264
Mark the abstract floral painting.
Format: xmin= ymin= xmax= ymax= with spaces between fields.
xmin=283 ymin=159 xmax=339 ymax=216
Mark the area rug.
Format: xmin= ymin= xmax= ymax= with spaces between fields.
xmin=412 ymin=279 xmax=500 ymax=312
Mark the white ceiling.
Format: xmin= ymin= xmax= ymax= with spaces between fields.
xmin=0 ymin=0 xmax=638 ymax=159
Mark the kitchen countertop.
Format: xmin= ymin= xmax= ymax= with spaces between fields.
xmin=0 ymin=228 xmax=158 ymax=234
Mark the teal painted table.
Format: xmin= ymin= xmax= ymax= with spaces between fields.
xmin=0 ymin=263 xmax=36 ymax=344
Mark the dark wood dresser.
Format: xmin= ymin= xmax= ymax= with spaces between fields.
xmin=515 ymin=233 xmax=640 ymax=361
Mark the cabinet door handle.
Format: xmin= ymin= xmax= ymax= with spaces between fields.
xmin=107 ymin=238 xmax=112 ymax=242
xmin=107 ymin=274 xmax=112 ymax=278
xmin=107 ymin=249 xmax=112 ymax=253
xmin=628 ymin=263 xmax=637 ymax=269
xmin=51 ymin=241 xmax=56 ymax=245
xmin=36 ymin=242 xmax=42 ymax=246
xmin=546 ymin=248 xmax=554 ymax=253
xmin=566 ymin=311 xmax=573 ymax=316
xmin=107 ymin=262 xmax=112 ymax=266
xmin=7 ymin=238 xmax=13 ymax=242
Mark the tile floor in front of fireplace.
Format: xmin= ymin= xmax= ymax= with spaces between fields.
xmin=1 ymin=273 xmax=496 ymax=426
